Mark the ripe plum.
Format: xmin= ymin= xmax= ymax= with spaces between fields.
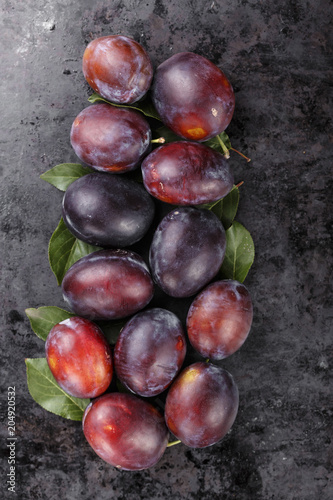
xmin=187 ymin=280 xmax=253 ymax=359
xmin=62 ymin=172 xmax=155 ymax=247
xmin=152 ymin=52 xmax=235 ymax=141
xmin=141 ymin=141 xmax=234 ymax=205
xmin=165 ymin=362 xmax=239 ymax=448
xmin=114 ymin=308 xmax=186 ymax=397
xmin=82 ymin=392 xmax=168 ymax=470
xmin=83 ymin=35 xmax=153 ymax=104
xmin=70 ymin=104 xmax=151 ymax=173
xmin=149 ymin=207 xmax=226 ymax=297
xmin=45 ymin=316 xmax=113 ymax=398
xmin=62 ymin=249 xmax=154 ymax=320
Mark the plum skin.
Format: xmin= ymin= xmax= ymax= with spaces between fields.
xmin=141 ymin=141 xmax=234 ymax=205
xmin=45 ymin=316 xmax=113 ymax=399
xmin=114 ymin=308 xmax=186 ymax=397
xmin=186 ymin=280 xmax=253 ymax=360
xmin=149 ymin=207 xmax=226 ymax=298
xmin=62 ymin=249 xmax=154 ymax=321
xmin=82 ymin=392 xmax=169 ymax=470
xmin=82 ymin=35 xmax=153 ymax=104
xmin=62 ymin=172 xmax=155 ymax=248
xmin=152 ymin=52 xmax=235 ymax=142
xmin=70 ymin=104 xmax=151 ymax=173
xmin=164 ymin=362 xmax=239 ymax=448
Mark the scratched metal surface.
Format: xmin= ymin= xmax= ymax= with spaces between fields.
xmin=0 ymin=1 xmax=332 ymax=498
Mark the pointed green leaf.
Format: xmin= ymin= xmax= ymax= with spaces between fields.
xmin=199 ymin=185 xmax=239 ymax=229
xmin=219 ymin=185 xmax=240 ymax=229
xmin=48 ymin=218 xmax=101 ymax=285
xmin=87 ymin=93 xmax=161 ymax=121
xmin=40 ymin=163 xmax=94 ymax=191
xmin=204 ymin=131 xmax=232 ymax=153
xmin=154 ymin=125 xmax=183 ymax=144
xmin=25 ymin=306 xmax=75 ymax=341
xmin=96 ymin=319 xmax=127 ymax=345
xmin=211 ymin=200 xmax=224 ymax=220
xmin=25 ymin=358 xmax=90 ymax=421
xmin=220 ymin=221 xmax=255 ymax=282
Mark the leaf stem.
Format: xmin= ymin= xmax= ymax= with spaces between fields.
xmin=235 ymin=181 xmax=244 ymax=188
xmin=216 ymin=135 xmax=230 ymax=159
xmin=230 ymin=147 xmax=251 ymax=162
xmin=151 ymin=137 xmax=165 ymax=144
xmin=167 ymin=440 xmax=181 ymax=447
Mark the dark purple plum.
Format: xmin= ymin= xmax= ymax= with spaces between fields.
xmin=149 ymin=207 xmax=226 ymax=298
xmin=141 ymin=141 xmax=234 ymax=205
xmin=82 ymin=392 xmax=169 ymax=470
xmin=114 ymin=308 xmax=186 ymax=397
xmin=165 ymin=362 xmax=239 ymax=448
xmin=45 ymin=316 xmax=113 ymax=399
xmin=62 ymin=172 xmax=155 ymax=248
xmin=83 ymin=35 xmax=153 ymax=104
xmin=62 ymin=249 xmax=154 ymax=320
xmin=187 ymin=280 xmax=253 ymax=360
xmin=152 ymin=52 xmax=235 ymax=141
xmin=70 ymin=104 xmax=151 ymax=173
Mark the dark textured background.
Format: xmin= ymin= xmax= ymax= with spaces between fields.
xmin=1 ymin=0 xmax=332 ymax=498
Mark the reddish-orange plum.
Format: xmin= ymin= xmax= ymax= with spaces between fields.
xmin=62 ymin=249 xmax=154 ymax=321
xmin=82 ymin=392 xmax=169 ymax=470
xmin=141 ymin=141 xmax=234 ymax=205
xmin=83 ymin=35 xmax=153 ymax=104
xmin=165 ymin=362 xmax=239 ymax=448
xmin=45 ymin=316 xmax=113 ymax=399
xmin=152 ymin=52 xmax=235 ymax=141
xmin=187 ymin=280 xmax=253 ymax=360
xmin=70 ymin=104 xmax=151 ymax=173
xmin=114 ymin=308 xmax=186 ymax=397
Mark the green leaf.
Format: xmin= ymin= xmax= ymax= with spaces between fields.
xmin=49 ymin=218 xmax=101 ymax=285
xmin=220 ymin=221 xmax=255 ymax=282
xmin=219 ymin=185 xmax=240 ymax=229
xmin=205 ymin=131 xmax=232 ymax=153
xmin=40 ymin=163 xmax=94 ymax=191
xmin=97 ymin=319 xmax=127 ymax=345
xmin=87 ymin=92 xmax=162 ymax=121
xmin=25 ymin=358 xmax=90 ymax=421
xmin=25 ymin=306 xmax=75 ymax=341
xmin=116 ymin=379 xmax=133 ymax=394
xmin=154 ymin=125 xmax=183 ymax=144
xmin=199 ymin=185 xmax=239 ymax=229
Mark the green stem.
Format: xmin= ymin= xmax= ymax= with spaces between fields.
xmin=216 ymin=135 xmax=230 ymax=159
xmin=151 ymin=137 xmax=165 ymax=144
xmin=167 ymin=440 xmax=181 ymax=447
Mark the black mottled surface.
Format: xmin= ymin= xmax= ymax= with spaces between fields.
xmin=0 ymin=0 xmax=332 ymax=498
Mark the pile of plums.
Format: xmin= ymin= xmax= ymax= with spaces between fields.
xmin=46 ymin=35 xmax=253 ymax=471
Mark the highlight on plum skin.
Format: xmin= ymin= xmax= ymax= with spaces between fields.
xmin=45 ymin=316 xmax=113 ymax=399
xmin=164 ymin=362 xmax=239 ymax=448
xmin=82 ymin=392 xmax=169 ymax=470
xmin=114 ymin=308 xmax=186 ymax=397
xmin=62 ymin=172 xmax=155 ymax=248
xmin=186 ymin=280 xmax=253 ymax=360
xmin=70 ymin=103 xmax=151 ymax=173
xmin=62 ymin=249 xmax=154 ymax=321
xmin=152 ymin=51 xmax=235 ymax=142
xmin=82 ymin=35 xmax=153 ymax=104
xmin=149 ymin=207 xmax=226 ymax=298
xmin=141 ymin=141 xmax=234 ymax=205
